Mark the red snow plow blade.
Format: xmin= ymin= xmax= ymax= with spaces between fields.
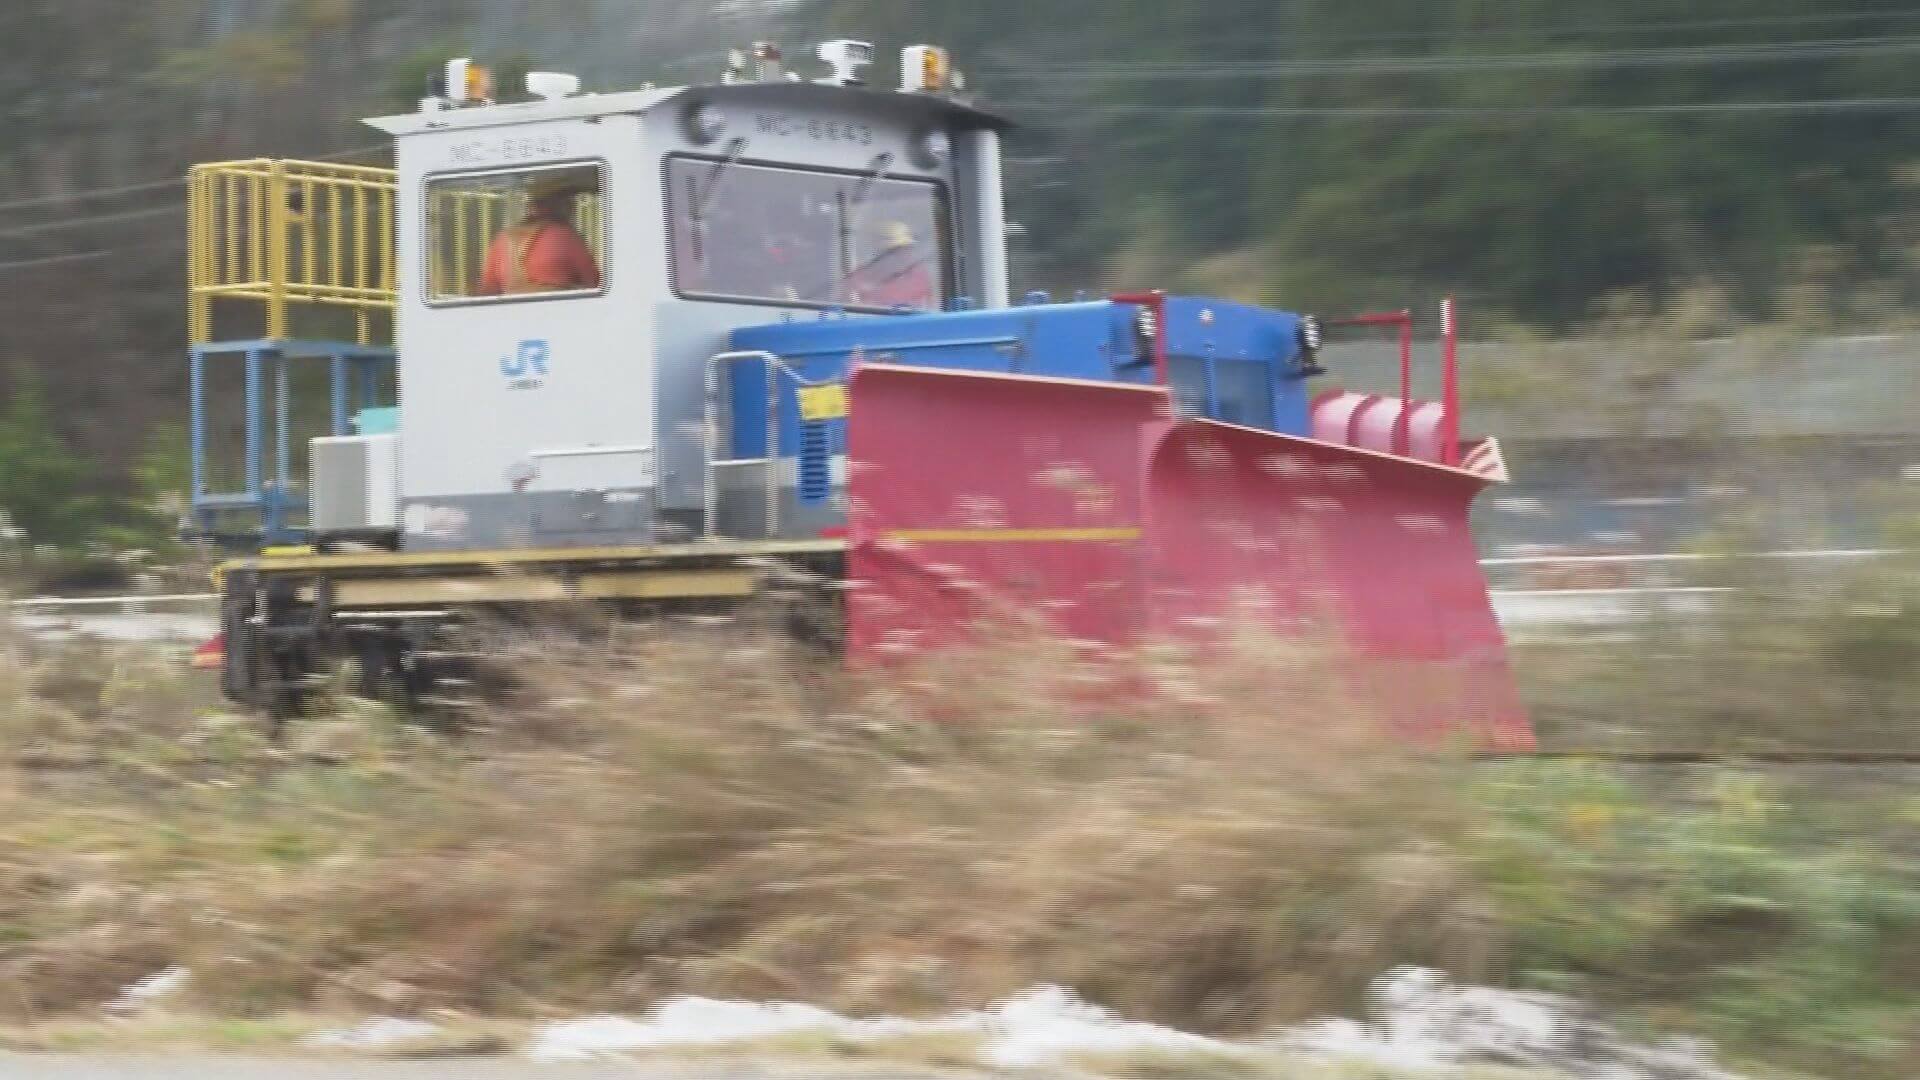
xmin=191 ymin=632 xmax=226 ymax=671
xmin=844 ymin=362 xmax=1532 ymax=749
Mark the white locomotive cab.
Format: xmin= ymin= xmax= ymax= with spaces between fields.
xmin=364 ymin=75 xmax=1011 ymax=551
xmin=369 ymin=109 xmax=662 ymax=547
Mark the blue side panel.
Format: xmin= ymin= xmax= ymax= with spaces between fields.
xmin=725 ymin=296 xmax=1319 ymax=466
xmin=732 ymin=301 xmax=1134 ymax=382
xmin=724 ymin=351 xmax=850 ymax=462
xmin=1155 ymin=296 xmax=1314 ymax=435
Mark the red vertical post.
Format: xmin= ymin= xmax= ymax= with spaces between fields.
xmin=1440 ymin=296 xmax=1460 ymax=466
xmin=1394 ymin=309 xmax=1413 ymax=456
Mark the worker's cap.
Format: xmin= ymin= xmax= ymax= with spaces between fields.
xmin=524 ymin=172 xmax=593 ymax=200
xmin=877 ymin=220 xmax=915 ymax=249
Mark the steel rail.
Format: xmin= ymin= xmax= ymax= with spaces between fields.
xmin=3 ymin=547 xmax=1903 ymax=614
xmin=1480 ymin=749 xmax=1920 ymax=764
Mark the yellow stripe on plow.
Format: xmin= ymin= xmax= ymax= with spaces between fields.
xmin=885 ymin=527 xmax=1142 ymax=544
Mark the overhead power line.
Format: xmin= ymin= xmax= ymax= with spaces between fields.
xmin=0 ymin=176 xmax=187 ymax=213
xmin=0 ymin=141 xmax=388 ymax=218
xmin=985 ymin=34 xmax=1920 ymax=80
xmin=0 ymin=142 xmax=390 ymax=245
xmin=1161 ymin=8 xmax=1920 ymax=50
xmin=0 ymin=204 xmax=180 ymax=241
xmin=1013 ymin=98 xmax=1920 ymax=119
xmin=0 ymin=249 xmax=117 ymax=273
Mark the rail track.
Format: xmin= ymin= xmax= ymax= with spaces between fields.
xmin=7 ymin=548 xmax=1914 ymax=764
xmin=3 ymin=546 xmax=1890 ymax=641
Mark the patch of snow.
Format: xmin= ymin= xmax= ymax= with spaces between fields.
xmin=1270 ymin=967 xmax=1741 ymax=1079
xmin=524 ymin=1015 xmax=656 ymax=1060
xmin=981 ymin=985 xmax=1234 ymax=1068
xmin=302 ymin=1017 xmax=442 ymax=1051
xmin=529 ymin=1000 xmax=880 ymax=1059
xmin=104 ymin=966 xmax=190 ymax=1014
xmin=528 ymin=970 xmax=1742 ymax=1078
xmin=528 ymin=985 xmax=1227 ymax=1066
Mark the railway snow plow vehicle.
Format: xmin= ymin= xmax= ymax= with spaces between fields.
xmin=187 ymin=41 xmax=1530 ymax=746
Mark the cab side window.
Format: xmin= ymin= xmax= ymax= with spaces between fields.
xmin=424 ymin=162 xmax=607 ymax=303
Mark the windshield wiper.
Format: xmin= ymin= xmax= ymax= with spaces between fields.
xmin=848 ymin=152 xmax=896 ymax=210
xmin=814 ymin=152 xmax=901 ymax=302
xmin=693 ymin=137 xmax=749 ymax=218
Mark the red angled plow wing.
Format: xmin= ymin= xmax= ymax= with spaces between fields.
xmin=844 ymin=363 xmax=1531 ymax=749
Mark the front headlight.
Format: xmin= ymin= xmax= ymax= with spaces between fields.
xmin=683 ymin=102 xmax=727 ymax=144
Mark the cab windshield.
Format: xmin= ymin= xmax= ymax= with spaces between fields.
xmin=666 ymin=155 xmax=950 ymax=312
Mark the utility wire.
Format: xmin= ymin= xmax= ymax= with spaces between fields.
xmin=0 ymin=204 xmax=180 ymax=241
xmin=0 ymin=141 xmax=390 ymax=251
xmin=0 ymin=141 xmax=388 ymax=218
xmin=0 ymin=249 xmax=117 ymax=273
xmin=1159 ymin=8 xmax=1920 ymax=50
xmin=0 ymin=176 xmax=187 ymax=213
xmin=986 ymin=34 xmax=1920 ymax=80
xmin=1011 ymin=98 xmax=1920 ymax=119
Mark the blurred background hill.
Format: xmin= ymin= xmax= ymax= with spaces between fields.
xmin=2 ymin=0 xmax=1919 ymax=554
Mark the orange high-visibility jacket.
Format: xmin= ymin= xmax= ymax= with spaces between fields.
xmin=477 ymin=218 xmax=601 ymax=295
xmin=847 ymin=247 xmax=935 ymax=310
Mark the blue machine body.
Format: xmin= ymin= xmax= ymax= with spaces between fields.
xmin=726 ymin=296 xmax=1318 ymax=506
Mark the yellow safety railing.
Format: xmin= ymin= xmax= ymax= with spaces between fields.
xmin=191 ymin=158 xmax=613 ymax=332
xmin=428 ymin=188 xmax=509 ymax=298
xmin=187 ymin=159 xmax=398 ymax=344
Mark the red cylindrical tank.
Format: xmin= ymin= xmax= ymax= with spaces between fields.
xmin=1311 ymin=390 xmax=1448 ymax=464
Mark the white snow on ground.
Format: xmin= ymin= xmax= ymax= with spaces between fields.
xmin=103 ymin=966 xmax=190 ymax=1014
xmin=1272 ymin=968 xmax=1740 ymax=1078
xmin=527 ymin=985 xmax=1229 ymax=1065
xmin=301 ymin=1017 xmax=442 ymax=1051
xmin=981 ymin=986 xmax=1236 ymax=1068
xmin=527 ymin=969 xmax=1741 ymax=1078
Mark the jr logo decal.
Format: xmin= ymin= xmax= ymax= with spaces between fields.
xmin=501 ymin=339 xmax=549 ymax=390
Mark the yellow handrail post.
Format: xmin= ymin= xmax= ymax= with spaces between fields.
xmin=187 ymin=168 xmax=209 ymax=343
xmin=224 ymin=171 xmax=240 ymax=296
xmin=266 ymin=160 xmax=290 ymax=340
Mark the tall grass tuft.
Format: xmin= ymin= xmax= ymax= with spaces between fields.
xmin=0 ymin=608 xmax=1912 ymax=1075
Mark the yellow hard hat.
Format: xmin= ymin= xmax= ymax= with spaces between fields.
xmin=525 ymin=172 xmax=591 ymax=200
xmin=880 ymin=220 xmax=915 ymax=250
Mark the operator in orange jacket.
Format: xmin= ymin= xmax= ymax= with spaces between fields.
xmin=476 ymin=173 xmax=602 ymax=296
xmin=846 ymin=220 xmax=936 ymax=310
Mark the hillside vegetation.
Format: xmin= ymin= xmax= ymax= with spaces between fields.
xmin=5 ymin=0 xmax=1920 ymax=550
xmin=825 ymin=0 xmax=1920 ymax=326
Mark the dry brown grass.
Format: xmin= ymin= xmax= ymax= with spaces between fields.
xmin=0 ymin=608 xmax=1912 ymax=1077
xmin=0 ymin=615 xmax=1485 ymax=1032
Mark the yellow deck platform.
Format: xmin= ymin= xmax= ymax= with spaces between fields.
xmin=223 ymin=538 xmax=847 ymax=609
